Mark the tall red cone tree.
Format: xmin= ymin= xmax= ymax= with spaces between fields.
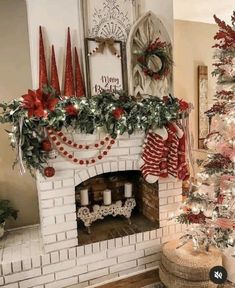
xmin=39 ymin=26 xmax=48 ymax=91
xmin=50 ymin=45 xmax=60 ymax=94
xmin=64 ymin=27 xmax=75 ymax=96
xmin=74 ymin=47 xmax=85 ymax=97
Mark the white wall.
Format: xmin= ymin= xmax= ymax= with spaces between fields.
xmin=26 ymin=0 xmax=83 ymax=89
xmin=26 ymin=0 xmax=174 ymax=90
xmin=0 ymin=0 xmax=38 ymax=229
xmin=141 ymin=0 xmax=173 ymax=41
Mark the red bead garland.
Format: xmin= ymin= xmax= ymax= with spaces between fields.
xmin=47 ymin=129 xmax=110 ymax=150
xmin=47 ymin=129 xmax=115 ymax=165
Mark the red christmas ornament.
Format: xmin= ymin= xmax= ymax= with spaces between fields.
xmin=64 ymin=27 xmax=75 ymax=96
xmin=74 ymin=47 xmax=85 ymax=98
xmin=51 ymin=45 xmax=60 ymax=94
xmin=44 ymin=167 xmax=55 ymax=177
xmin=41 ymin=139 xmax=52 ymax=152
xmin=39 ymin=26 xmax=48 ymax=91
xmin=112 ymin=107 xmax=124 ymax=120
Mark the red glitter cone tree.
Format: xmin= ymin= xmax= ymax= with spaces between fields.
xmin=74 ymin=47 xmax=85 ymax=97
xmin=50 ymin=45 xmax=60 ymax=94
xmin=39 ymin=26 xmax=48 ymax=91
xmin=64 ymin=27 xmax=75 ymax=97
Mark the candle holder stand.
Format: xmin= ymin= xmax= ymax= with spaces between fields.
xmin=77 ymin=198 xmax=136 ymax=234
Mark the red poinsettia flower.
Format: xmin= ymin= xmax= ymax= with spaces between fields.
xmin=22 ymin=89 xmax=45 ymax=118
xmin=65 ymin=104 xmax=78 ymax=116
xmin=179 ymin=99 xmax=189 ymax=111
xmin=41 ymin=91 xmax=59 ymax=112
xmin=22 ymin=89 xmax=59 ymax=118
xmin=112 ymin=107 xmax=124 ymax=120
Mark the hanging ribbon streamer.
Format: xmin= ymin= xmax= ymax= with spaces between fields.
xmin=17 ymin=116 xmax=26 ymax=175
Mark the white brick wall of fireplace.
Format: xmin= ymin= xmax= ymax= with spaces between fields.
xmin=0 ymin=130 xmax=185 ymax=288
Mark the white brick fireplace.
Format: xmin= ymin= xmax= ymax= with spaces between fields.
xmin=37 ymin=130 xmax=183 ymax=254
xmin=0 ymin=130 xmax=185 ymax=288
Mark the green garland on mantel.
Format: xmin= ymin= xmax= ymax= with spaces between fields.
xmin=0 ymin=88 xmax=189 ymax=174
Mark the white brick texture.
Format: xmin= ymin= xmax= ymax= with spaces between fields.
xmin=55 ymin=265 xmax=87 ymax=280
xmin=79 ymin=268 xmax=109 ymax=282
xmin=45 ymin=277 xmax=77 ymax=288
xmin=4 ymin=269 xmax=41 ymax=284
xmin=110 ymin=260 xmax=137 ymax=273
xmin=19 ymin=274 xmax=54 ymax=288
xmin=43 ymin=260 xmax=76 ymax=275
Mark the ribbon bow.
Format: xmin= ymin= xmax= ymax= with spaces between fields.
xmin=95 ymin=37 xmax=117 ymax=55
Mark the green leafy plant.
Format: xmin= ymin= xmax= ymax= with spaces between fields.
xmin=0 ymin=200 xmax=18 ymax=224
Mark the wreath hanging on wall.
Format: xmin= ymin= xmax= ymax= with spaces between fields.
xmin=137 ymin=37 xmax=173 ymax=80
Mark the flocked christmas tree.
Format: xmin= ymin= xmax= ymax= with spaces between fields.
xmin=176 ymin=11 xmax=235 ymax=251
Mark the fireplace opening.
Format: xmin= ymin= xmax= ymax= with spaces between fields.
xmin=75 ymin=171 xmax=159 ymax=245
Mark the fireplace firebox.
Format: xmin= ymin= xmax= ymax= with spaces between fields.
xmin=75 ymin=171 xmax=159 ymax=244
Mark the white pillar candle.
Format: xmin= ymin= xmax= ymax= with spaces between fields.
xmin=80 ymin=189 xmax=89 ymax=206
xmin=103 ymin=189 xmax=112 ymax=205
xmin=125 ymin=183 xmax=133 ymax=198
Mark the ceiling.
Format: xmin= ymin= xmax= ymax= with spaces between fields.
xmin=174 ymin=0 xmax=235 ymax=24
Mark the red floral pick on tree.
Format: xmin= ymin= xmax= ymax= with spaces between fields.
xmin=205 ymin=102 xmax=227 ymax=117
xmin=213 ymin=13 xmax=235 ymax=49
xmin=112 ymin=107 xmax=124 ymax=120
xmin=65 ymin=104 xmax=78 ymax=116
xmin=187 ymin=211 xmax=206 ymax=224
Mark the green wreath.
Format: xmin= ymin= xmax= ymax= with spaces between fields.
xmin=137 ymin=38 xmax=173 ymax=80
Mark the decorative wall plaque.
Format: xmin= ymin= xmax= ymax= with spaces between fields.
xmin=126 ymin=12 xmax=172 ymax=98
xmin=85 ymin=38 xmax=125 ymax=96
xmin=198 ymin=65 xmax=209 ymax=149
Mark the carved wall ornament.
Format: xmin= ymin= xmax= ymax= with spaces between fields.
xmin=127 ymin=11 xmax=172 ymax=98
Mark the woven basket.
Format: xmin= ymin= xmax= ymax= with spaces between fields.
xmin=159 ymin=263 xmax=218 ymax=288
xmin=159 ymin=239 xmax=222 ymax=287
